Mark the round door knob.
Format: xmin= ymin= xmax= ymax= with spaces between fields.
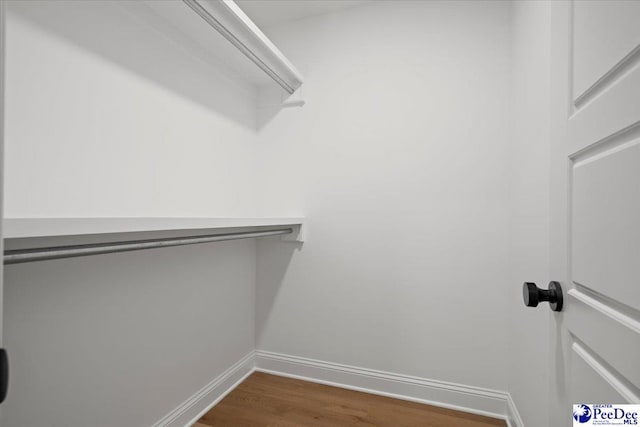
xmin=523 ymin=281 xmax=563 ymax=312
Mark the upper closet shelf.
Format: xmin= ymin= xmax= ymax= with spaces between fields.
xmin=144 ymin=0 xmax=303 ymax=94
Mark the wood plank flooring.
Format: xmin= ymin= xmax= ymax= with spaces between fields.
xmin=196 ymin=372 xmax=506 ymax=426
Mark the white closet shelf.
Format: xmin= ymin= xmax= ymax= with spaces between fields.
xmin=3 ymin=218 xmax=304 ymax=264
xmin=142 ymin=0 xmax=303 ymax=94
xmin=4 ymin=217 xmax=305 ymax=242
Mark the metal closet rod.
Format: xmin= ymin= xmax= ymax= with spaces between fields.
xmin=3 ymin=228 xmax=293 ymax=265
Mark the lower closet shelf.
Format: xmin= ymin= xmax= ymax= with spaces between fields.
xmin=3 ymin=217 xmax=305 ymax=264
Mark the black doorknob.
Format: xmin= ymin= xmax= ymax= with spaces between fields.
xmin=523 ymin=281 xmax=563 ymax=312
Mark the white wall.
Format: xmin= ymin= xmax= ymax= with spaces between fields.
xmin=2 ymin=2 xmax=261 ymax=426
xmin=3 ymin=241 xmax=256 ymax=427
xmin=255 ymin=0 xmax=512 ymax=391
xmin=2 ymin=1 xmax=557 ymax=425
xmin=4 ymin=1 xmax=259 ymax=218
xmin=507 ymin=2 xmax=552 ymax=426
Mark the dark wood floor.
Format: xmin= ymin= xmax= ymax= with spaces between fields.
xmin=196 ymin=372 xmax=506 ymax=427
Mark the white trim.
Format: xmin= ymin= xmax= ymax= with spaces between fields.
xmin=182 ymin=0 xmax=303 ymax=94
xmin=151 ymin=351 xmax=255 ymax=427
xmin=151 ymin=350 xmax=525 ymax=427
xmin=255 ymin=350 xmax=511 ymax=424
xmin=506 ymin=393 xmax=525 ymax=427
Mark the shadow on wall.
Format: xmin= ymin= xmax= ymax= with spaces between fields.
xmin=255 ymin=239 xmax=302 ymax=347
xmin=2 ymin=239 xmax=258 ymax=427
xmin=8 ymin=0 xmax=257 ymax=130
xmin=256 ymin=84 xmax=307 ymax=130
xmin=258 ymin=101 xmax=283 ymax=131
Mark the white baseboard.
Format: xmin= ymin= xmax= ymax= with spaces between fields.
xmin=151 ymin=350 xmax=525 ymax=427
xmin=151 ymin=351 xmax=255 ymax=427
xmin=506 ymin=393 xmax=525 ymax=427
xmin=255 ymin=350 xmax=512 ymax=424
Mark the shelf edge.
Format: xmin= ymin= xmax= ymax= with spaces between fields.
xmin=3 ymin=217 xmax=305 ymax=242
xmin=184 ymin=0 xmax=303 ymax=94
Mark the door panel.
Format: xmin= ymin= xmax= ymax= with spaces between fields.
xmin=572 ymin=0 xmax=640 ymax=103
xmin=567 ymin=289 xmax=640 ymax=387
xmin=570 ymin=343 xmax=637 ymax=403
xmin=572 ymin=140 xmax=640 ymax=308
xmin=569 ymin=70 xmax=640 ymax=153
xmin=550 ymin=1 xmax=640 ymax=425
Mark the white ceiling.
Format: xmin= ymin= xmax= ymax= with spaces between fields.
xmin=235 ymin=0 xmax=371 ymax=28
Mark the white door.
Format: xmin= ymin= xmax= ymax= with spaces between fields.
xmin=0 ymin=0 xmax=5 ymax=406
xmin=549 ymin=0 xmax=640 ymax=425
